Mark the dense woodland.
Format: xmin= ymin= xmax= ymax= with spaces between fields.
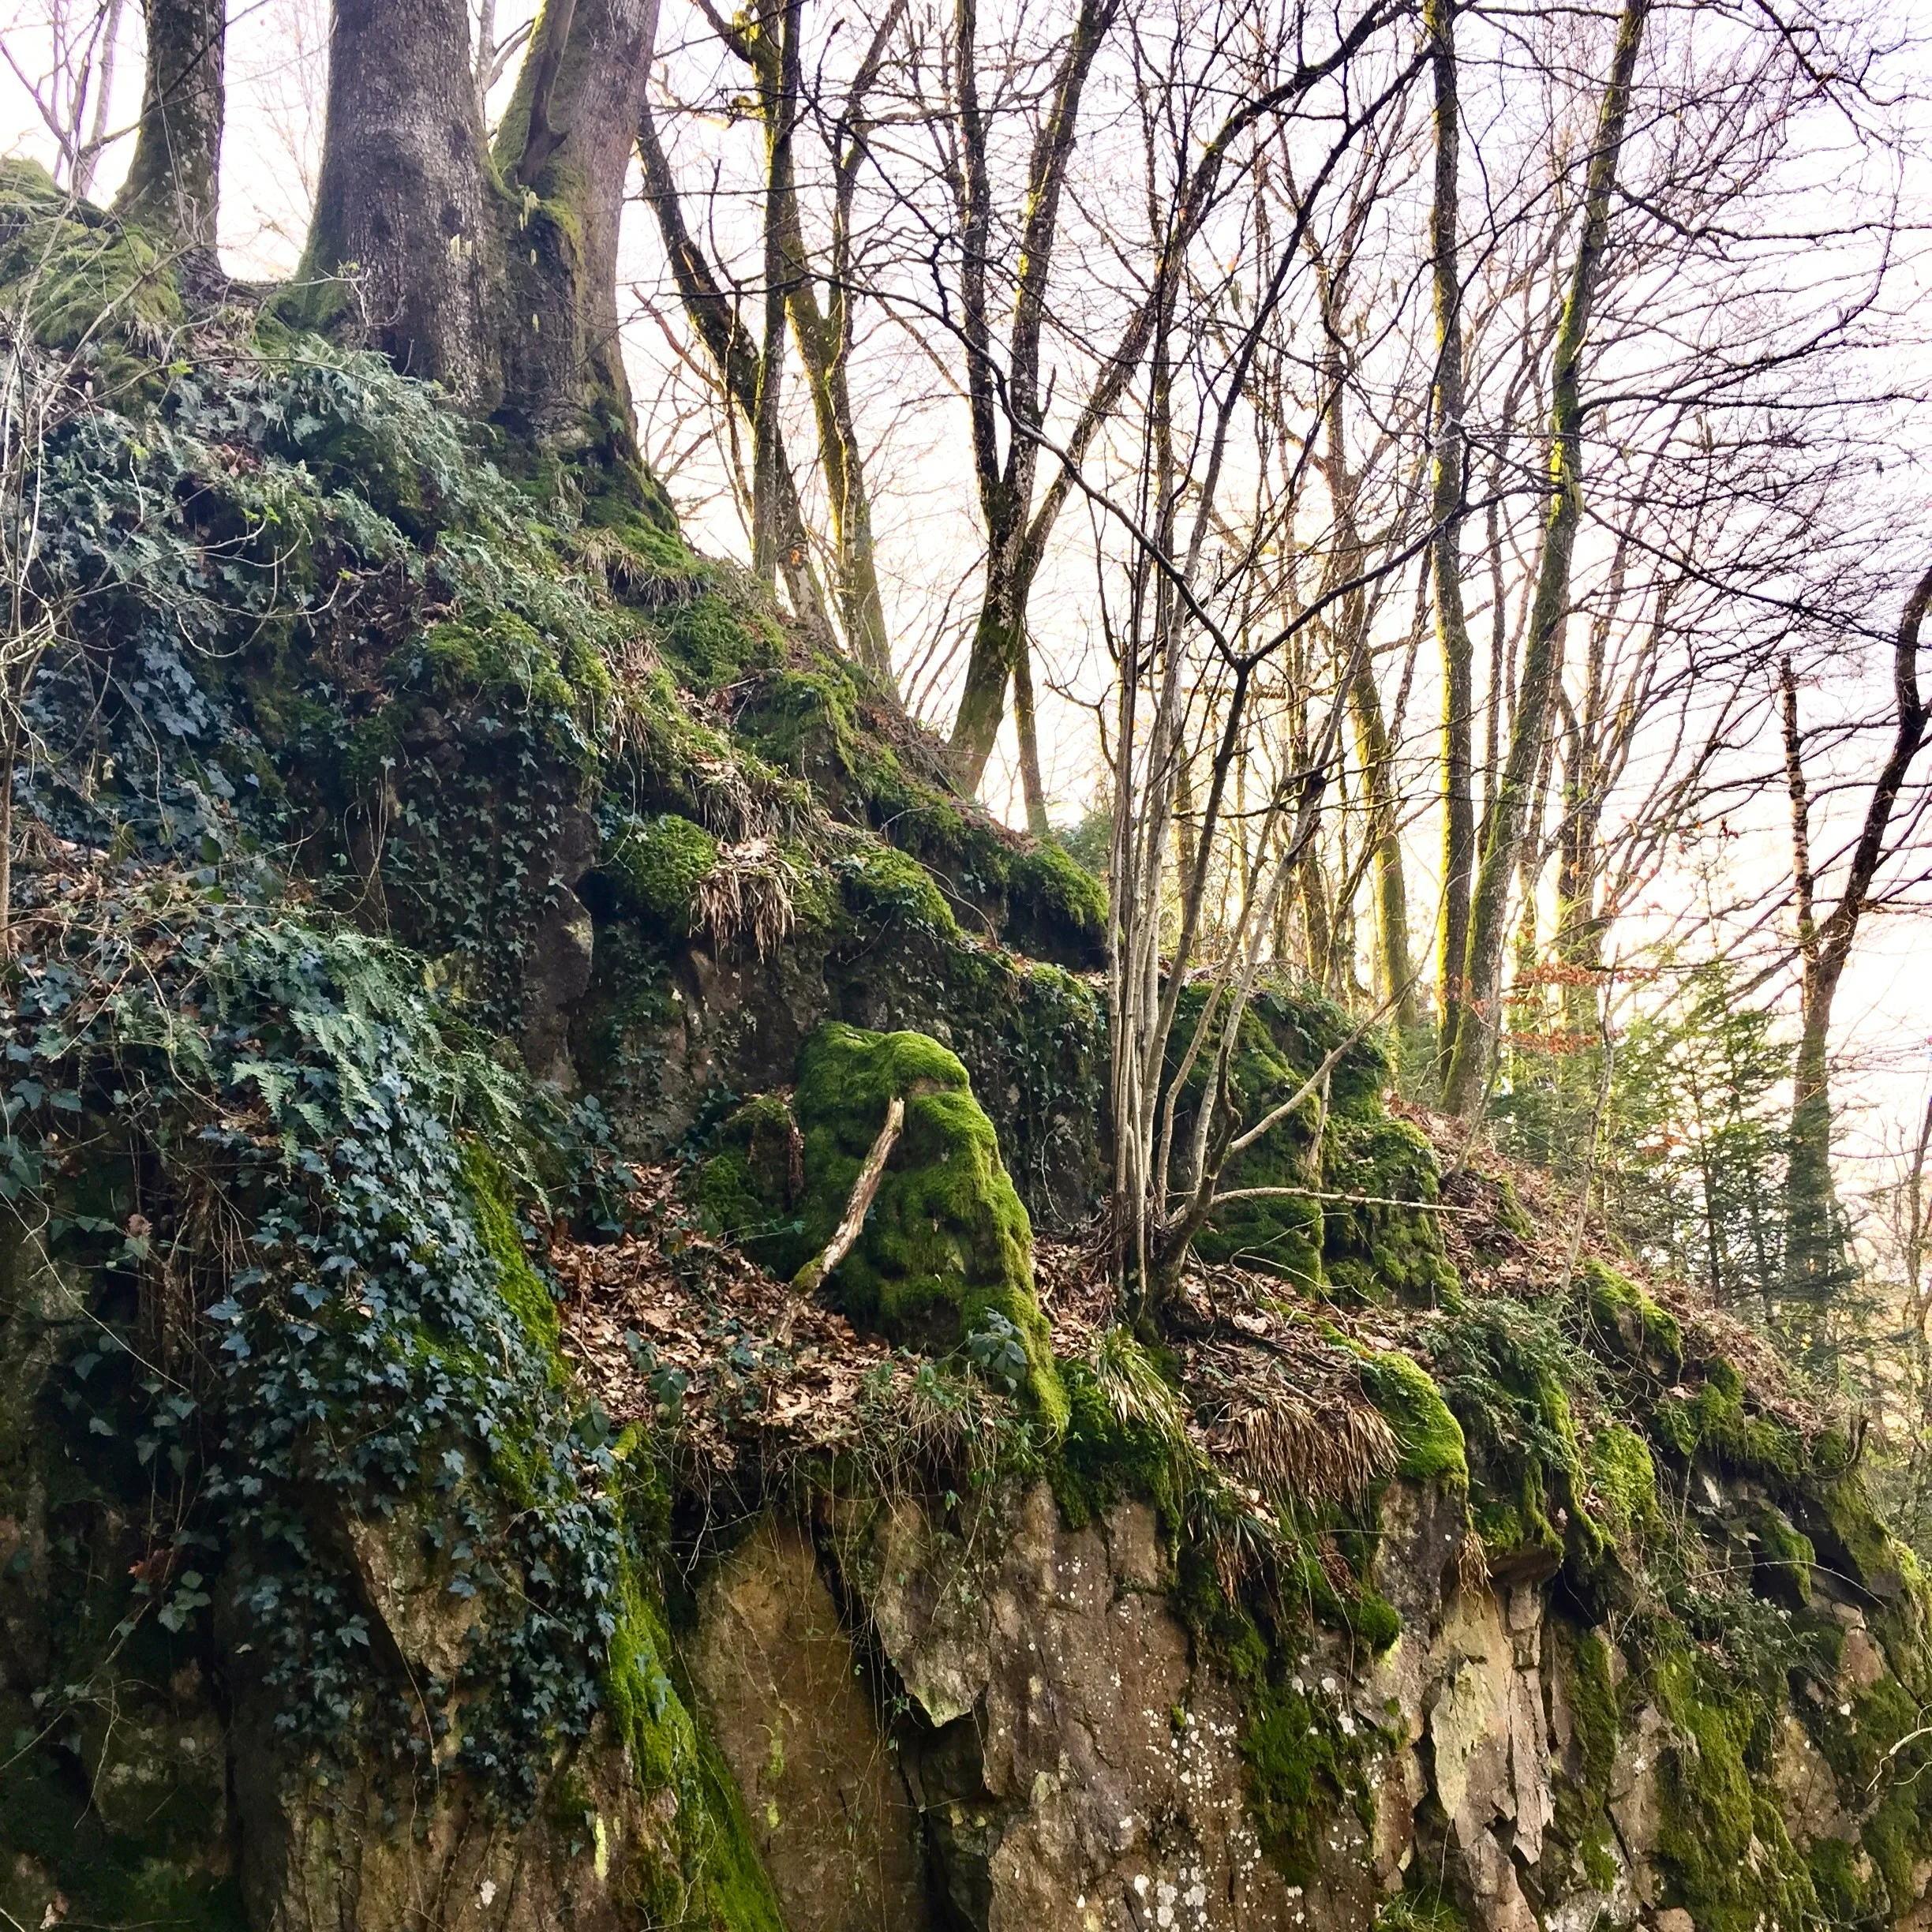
xmin=2 ymin=0 xmax=1932 ymax=1926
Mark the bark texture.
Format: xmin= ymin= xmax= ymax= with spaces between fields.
xmin=303 ymin=0 xmax=500 ymax=403
xmin=115 ymin=0 xmax=226 ymax=260
xmin=302 ymin=0 xmax=659 ymax=448
xmin=494 ymin=0 xmax=662 ymax=446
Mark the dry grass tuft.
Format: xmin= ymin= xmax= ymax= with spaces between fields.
xmin=694 ymin=839 xmax=796 ymax=957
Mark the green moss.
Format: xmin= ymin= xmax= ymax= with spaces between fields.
xmin=418 ymin=611 xmax=575 ymax=712
xmin=1241 ymin=1679 xmax=1378 ymax=1886
xmin=1321 ymin=1118 xmax=1459 ymax=1306
xmin=608 ymin=814 xmax=720 ymax=928
xmin=1809 ymin=1470 xmax=1909 ymax=1601
xmin=736 ymin=662 xmax=861 ymax=773
xmin=1428 ymin=1300 xmax=1601 ymax=1577
xmin=1653 ymin=1649 xmax=1818 ymax=1932
xmin=459 ymin=1140 xmax=563 ymax=1373
xmin=835 ymin=842 xmax=958 ymax=936
xmin=1356 ymin=1349 xmax=1468 ymax=1491
xmin=658 ymin=592 xmax=784 ymax=691
xmin=1652 ymin=1358 xmax=1803 ymax=1481
xmin=1582 ymin=1258 xmax=1683 ymax=1380
xmin=1006 ymin=841 xmax=1108 ymax=960
xmin=790 ymin=1024 xmax=1065 ymax=1427
xmin=693 ymin=1094 xmax=806 ymax=1271
xmin=1051 ymin=1354 xmax=1187 ymax=1533
xmin=1346 ymin=1584 xmax=1402 ymax=1652
xmin=1750 ymin=1502 xmax=1815 ymax=1607
xmin=603 ymin=1432 xmax=788 ymax=1930
xmin=1585 ymin=1421 xmax=1662 ymax=1547
xmin=0 ymin=161 xmax=184 ymax=373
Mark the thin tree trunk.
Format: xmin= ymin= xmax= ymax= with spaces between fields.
xmin=1441 ymin=0 xmax=1650 ymax=1120
xmin=1013 ymin=642 xmax=1051 ymax=835
xmin=73 ymin=0 xmax=126 ymax=200
xmin=748 ymin=0 xmax=800 ymax=584
xmin=116 ymin=0 xmax=226 ymax=262
xmin=764 ymin=0 xmax=904 ymax=690
xmin=1779 ymin=560 xmax=1932 ymax=1339
xmin=635 ymin=95 xmax=837 ymax=642
xmin=946 ymin=0 xmax=1118 ymax=792
xmin=1425 ymin=0 xmax=1477 ymax=1082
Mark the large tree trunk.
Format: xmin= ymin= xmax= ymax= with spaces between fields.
xmin=492 ymin=0 xmax=661 ymax=452
xmin=302 ymin=0 xmax=501 ymax=405
xmin=1440 ymin=0 xmax=1650 ymax=1120
xmin=115 ymin=0 xmax=226 ymax=264
xmin=301 ymin=0 xmax=659 ymax=455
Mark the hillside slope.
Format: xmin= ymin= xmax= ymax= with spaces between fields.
xmin=1 ymin=174 xmax=1929 ymax=1932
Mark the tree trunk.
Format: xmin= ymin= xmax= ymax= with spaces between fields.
xmin=1441 ymin=0 xmax=1650 ymax=1120
xmin=116 ymin=0 xmax=226 ymax=264
xmin=303 ymin=0 xmax=502 ymax=405
xmin=303 ymin=0 xmax=659 ymax=455
xmin=1425 ymin=0 xmax=1477 ymax=1084
xmin=719 ymin=0 xmax=900 ymax=683
xmin=1013 ymin=641 xmax=1051 ymax=835
xmin=1351 ymin=664 xmax=1415 ymax=1031
xmin=635 ymin=97 xmax=837 ymax=643
xmin=1779 ymin=560 xmax=1932 ymax=1346
xmin=747 ymin=0 xmax=799 ymax=584
xmin=945 ymin=0 xmax=1118 ymax=793
xmin=492 ymin=0 xmax=661 ymax=452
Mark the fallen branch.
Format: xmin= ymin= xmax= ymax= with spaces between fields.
xmin=1206 ymin=1185 xmax=1484 ymax=1215
xmin=792 ymin=1095 xmax=904 ymax=1296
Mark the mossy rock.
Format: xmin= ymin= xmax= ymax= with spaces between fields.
xmin=0 ymin=160 xmax=184 ymax=378
xmin=1651 ymin=1357 xmax=1803 ymax=1482
xmin=1181 ymin=982 xmax=1398 ymax=1285
xmin=605 ymin=814 xmax=720 ymax=930
xmin=833 ymin=843 xmax=958 ymax=937
xmin=1651 ymin=1649 xmax=1819 ymax=1932
xmin=1748 ymin=1500 xmax=1815 ymax=1608
xmin=1321 ymin=1118 xmax=1458 ymax=1307
xmin=1584 ymin=1421 xmax=1662 ymax=1548
xmin=657 ymin=590 xmax=784 ymax=692
xmin=1005 ymin=841 xmax=1108 ymax=968
xmin=1582 ymin=1258 xmax=1683 ymax=1380
xmin=734 ymin=661 xmax=863 ymax=780
xmin=695 ymin=1094 xmax=806 ymax=1271
xmin=1356 ymin=1348 xmax=1468 ymax=1492
xmin=790 ymin=1024 xmax=1065 ymax=1426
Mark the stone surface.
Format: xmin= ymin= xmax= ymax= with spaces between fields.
xmin=848 ymin=1482 xmax=1294 ymax=1931
xmin=687 ymin=1514 xmax=930 ymax=1932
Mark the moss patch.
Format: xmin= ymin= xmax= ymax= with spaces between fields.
xmin=607 ymin=814 xmax=720 ymax=930
xmin=790 ymin=1024 xmax=1065 ymax=1426
xmin=1582 ymin=1258 xmax=1683 ymax=1380
xmin=1652 ymin=1649 xmax=1818 ymax=1932
xmin=1356 ymin=1349 xmax=1468 ymax=1491
xmin=1322 ymin=1118 xmax=1458 ymax=1306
